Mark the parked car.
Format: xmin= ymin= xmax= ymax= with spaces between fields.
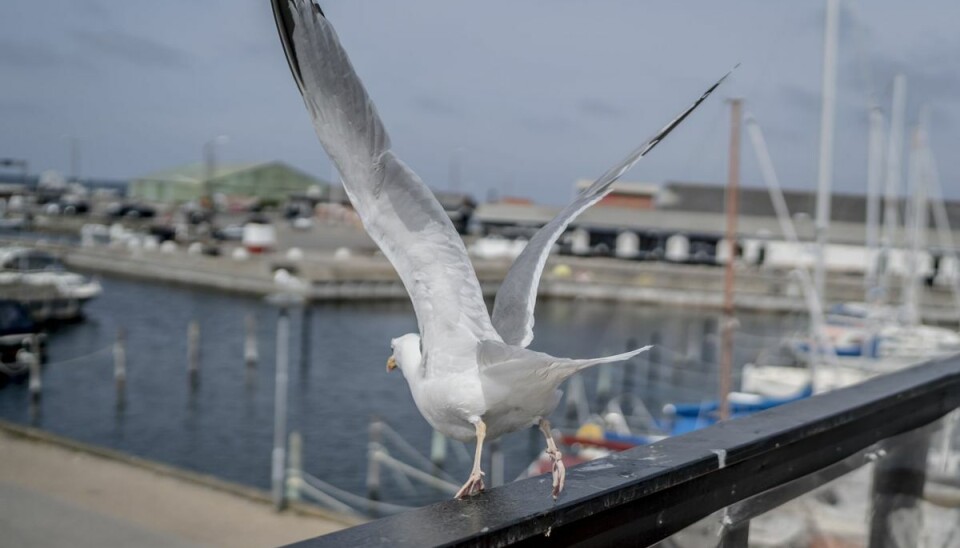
xmin=106 ymin=202 xmax=156 ymax=219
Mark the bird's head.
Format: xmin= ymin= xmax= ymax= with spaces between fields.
xmin=387 ymin=333 xmax=422 ymax=378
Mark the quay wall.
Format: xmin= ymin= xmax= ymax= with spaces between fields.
xmin=54 ymin=245 xmax=960 ymax=324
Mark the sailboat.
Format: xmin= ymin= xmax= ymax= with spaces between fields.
xmin=743 ymin=86 xmax=960 ymax=397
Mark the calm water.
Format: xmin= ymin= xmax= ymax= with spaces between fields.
xmin=0 ymin=275 xmax=800 ymax=507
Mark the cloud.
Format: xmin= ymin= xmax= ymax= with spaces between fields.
xmin=862 ymin=47 xmax=960 ymax=106
xmin=0 ymin=39 xmax=71 ymax=69
xmin=516 ymin=114 xmax=574 ymax=134
xmin=411 ymin=94 xmax=463 ymax=118
xmin=72 ymin=29 xmax=189 ymax=69
xmin=577 ymin=97 xmax=624 ymax=119
xmin=0 ymin=100 xmax=43 ymax=115
xmin=777 ymin=83 xmax=822 ymax=114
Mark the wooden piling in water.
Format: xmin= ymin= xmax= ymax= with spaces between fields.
xmin=430 ymin=430 xmax=447 ymax=472
xmin=366 ymin=418 xmax=382 ymax=502
xmin=114 ymin=328 xmax=127 ymax=407
xmin=24 ymin=350 xmax=40 ymax=405
xmin=622 ymin=338 xmax=638 ymax=416
xmin=648 ymin=331 xmax=661 ymax=384
xmin=187 ymin=320 xmax=200 ymax=385
xmin=596 ymin=364 xmax=613 ymax=410
xmin=489 ymin=439 xmax=504 ymax=488
xmin=244 ymin=314 xmax=258 ymax=369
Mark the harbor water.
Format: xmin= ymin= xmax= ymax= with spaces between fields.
xmin=0 ymin=274 xmax=801 ymax=507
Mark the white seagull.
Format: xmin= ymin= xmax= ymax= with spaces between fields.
xmin=273 ymin=0 xmax=730 ymax=499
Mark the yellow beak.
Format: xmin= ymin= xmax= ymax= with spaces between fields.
xmin=386 ymin=356 xmax=397 ymax=372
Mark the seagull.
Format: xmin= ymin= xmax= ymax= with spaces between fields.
xmin=272 ymin=0 xmax=730 ymax=499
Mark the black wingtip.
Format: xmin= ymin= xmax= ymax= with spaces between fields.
xmin=272 ymin=0 xmax=325 ymax=96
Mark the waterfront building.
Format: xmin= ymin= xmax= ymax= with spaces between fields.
xmin=129 ymin=161 xmax=327 ymax=207
xmin=473 ymin=180 xmax=960 ymax=279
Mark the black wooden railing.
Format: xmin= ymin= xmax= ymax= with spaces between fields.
xmin=286 ymin=356 xmax=960 ymax=547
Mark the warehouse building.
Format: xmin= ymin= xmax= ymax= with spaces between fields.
xmin=473 ymin=180 xmax=960 ymax=275
xmin=129 ymin=161 xmax=326 ymax=206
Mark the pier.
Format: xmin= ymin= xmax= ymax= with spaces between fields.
xmin=0 ymin=421 xmax=355 ymax=548
xmin=30 ymin=237 xmax=960 ymax=325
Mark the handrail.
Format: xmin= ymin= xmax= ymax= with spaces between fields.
xmin=285 ymin=355 xmax=960 ymax=547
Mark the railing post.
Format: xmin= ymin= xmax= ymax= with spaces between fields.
xmin=286 ymin=431 xmax=303 ymax=503
xmin=271 ymin=306 xmax=290 ymax=511
xmin=718 ymin=520 xmax=749 ymax=548
xmin=366 ymin=418 xmax=382 ymax=503
xmin=868 ymin=426 xmax=933 ymax=548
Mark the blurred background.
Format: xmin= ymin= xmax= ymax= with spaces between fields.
xmin=1 ymin=1 xmax=959 ymax=547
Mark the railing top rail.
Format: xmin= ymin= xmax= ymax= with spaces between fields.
xmin=288 ymin=355 xmax=960 ymax=548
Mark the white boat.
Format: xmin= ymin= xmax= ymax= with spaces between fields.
xmin=0 ymin=247 xmax=102 ymax=321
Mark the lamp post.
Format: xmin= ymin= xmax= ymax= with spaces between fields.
xmin=268 ymin=287 xmax=306 ymax=511
xmin=202 ymin=135 xmax=229 ymax=221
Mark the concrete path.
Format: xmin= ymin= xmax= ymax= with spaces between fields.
xmin=0 ymin=429 xmax=351 ymax=548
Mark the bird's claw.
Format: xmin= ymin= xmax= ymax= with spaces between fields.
xmin=455 ymin=470 xmax=485 ymax=499
xmin=548 ymin=449 xmax=565 ymax=499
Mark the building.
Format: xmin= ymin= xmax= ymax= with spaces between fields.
xmin=657 ymin=180 xmax=960 ymax=228
xmin=129 ymin=161 xmax=326 ymax=206
xmin=473 ymin=180 xmax=960 ymax=271
xmin=574 ymin=180 xmax=657 ymax=209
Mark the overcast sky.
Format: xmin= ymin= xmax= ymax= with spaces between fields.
xmin=2 ymin=0 xmax=959 ymax=204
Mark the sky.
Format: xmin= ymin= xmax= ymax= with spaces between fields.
xmin=1 ymin=0 xmax=959 ymax=204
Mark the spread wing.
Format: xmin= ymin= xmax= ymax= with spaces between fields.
xmin=273 ymin=0 xmax=501 ymax=373
xmin=491 ymin=70 xmax=733 ymax=347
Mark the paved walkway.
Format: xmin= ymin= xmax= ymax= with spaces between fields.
xmin=0 ymin=428 xmax=352 ymax=548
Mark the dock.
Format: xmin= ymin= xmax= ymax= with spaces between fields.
xmin=0 ymin=421 xmax=356 ymax=548
xmin=54 ymin=241 xmax=960 ymax=324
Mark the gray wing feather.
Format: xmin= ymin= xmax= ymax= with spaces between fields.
xmin=491 ymin=70 xmax=734 ymax=347
xmin=276 ymin=0 xmax=501 ymax=371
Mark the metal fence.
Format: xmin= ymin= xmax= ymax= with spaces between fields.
xmin=285 ymin=355 xmax=960 ymax=547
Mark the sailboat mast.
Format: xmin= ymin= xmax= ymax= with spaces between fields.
xmin=904 ymin=117 xmax=929 ymax=326
xmin=902 ymin=126 xmax=927 ymax=325
xmin=718 ymin=98 xmax=742 ymax=422
xmin=814 ymin=0 xmax=840 ymax=304
xmin=881 ymin=75 xmax=907 ymax=301
xmin=925 ymin=144 xmax=960 ymax=321
xmin=865 ymin=106 xmax=885 ymax=303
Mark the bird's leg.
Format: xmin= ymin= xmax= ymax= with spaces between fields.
xmin=455 ymin=419 xmax=486 ymax=499
xmin=539 ymin=418 xmax=565 ymax=499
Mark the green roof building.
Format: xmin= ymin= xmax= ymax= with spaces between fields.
xmin=129 ymin=161 xmax=327 ymax=204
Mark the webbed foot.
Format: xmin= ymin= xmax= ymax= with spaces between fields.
xmin=455 ymin=470 xmax=485 ymax=499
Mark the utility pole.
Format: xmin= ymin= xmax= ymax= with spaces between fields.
xmin=719 ymin=98 xmax=742 ymax=422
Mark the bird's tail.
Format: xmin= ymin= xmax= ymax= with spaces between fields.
xmin=553 ymin=345 xmax=652 ymax=375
